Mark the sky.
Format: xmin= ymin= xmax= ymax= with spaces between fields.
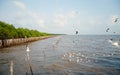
xmin=0 ymin=0 xmax=120 ymax=35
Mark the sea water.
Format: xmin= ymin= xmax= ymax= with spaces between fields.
xmin=0 ymin=35 xmax=120 ymax=75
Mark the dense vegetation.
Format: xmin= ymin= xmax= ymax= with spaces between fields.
xmin=0 ymin=21 xmax=51 ymax=40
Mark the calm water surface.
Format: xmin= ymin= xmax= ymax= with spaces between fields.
xmin=0 ymin=35 xmax=120 ymax=75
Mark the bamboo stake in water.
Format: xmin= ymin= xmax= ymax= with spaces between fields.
xmin=10 ymin=60 xmax=13 ymax=75
xmin=25 ymin=45 xmax=33 ymax=75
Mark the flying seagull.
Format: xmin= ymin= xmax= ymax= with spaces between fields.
xmin=106 ymin=28 xmax=109 ymax=32
xmin=114 ymin=18 xmax=118 ymax=22
xmin=76 ymin=31 xmax=78 ymax=35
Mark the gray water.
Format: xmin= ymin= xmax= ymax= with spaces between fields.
xmin=0 ymin=35 xmax=120 ymax=75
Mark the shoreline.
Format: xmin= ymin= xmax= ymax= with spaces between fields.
xmin=0 ymin=36 xmax=55 ymax=49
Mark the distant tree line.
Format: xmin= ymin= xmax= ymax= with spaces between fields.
xmin=0 ymin=21 xmax=51 ymax=40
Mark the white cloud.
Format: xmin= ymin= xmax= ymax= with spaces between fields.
xmin=27 ymin=12 xmax=47 ymax=29
xmin=88 ymin=18 xmax=102 ymax=25
xmin=36 ymin=19 xmax=46 ymax=28
xmin=11 ymin=1 xmax=47 ymax=30
xmin=14 ymin=10 xmax=47 ymax=29
xmin=68 ymin=11 xmax=77 ymax=18
xmin=53 ymin=11 xmax=78 ymax=27
xmin=13 ymin=1 xmax=26 ymax=9
xmin=54 ymin=14 xmax=67 ymax=27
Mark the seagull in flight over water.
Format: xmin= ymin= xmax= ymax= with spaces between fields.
xmin=76 ymin=31 xmax=78 ymax=35
xmin=106 ymin=28 xmax=109 ymax=32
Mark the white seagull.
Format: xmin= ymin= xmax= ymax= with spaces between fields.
xmin=26 ymin=45 xmax=30 ymax=52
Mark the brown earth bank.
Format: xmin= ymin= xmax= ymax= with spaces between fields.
xmin=0 ymin=36 xmax=55 ymax=49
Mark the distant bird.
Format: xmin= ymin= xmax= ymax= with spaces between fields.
xmin=106 ymin=28 xmax=110 ymax=32
xmin=114 ymin=18 xmax=118 ymax=22
xmin=110 ymin=38 xmax=113 ymax=41
xmin=113 ymin=32 xmax=116 ymax=34
xmin=76 ymin=31 xmax=78 ymax=35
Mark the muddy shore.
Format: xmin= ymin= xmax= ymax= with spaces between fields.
xmin=0 ymin=36 xmax=54 ymax=48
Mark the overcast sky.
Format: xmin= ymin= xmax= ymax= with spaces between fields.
xmin=0 ymin=0 xmax=120 ymax=35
